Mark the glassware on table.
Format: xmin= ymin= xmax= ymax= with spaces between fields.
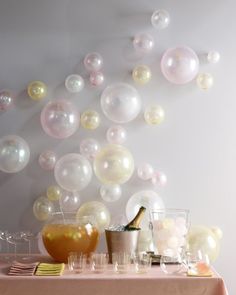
xmin=90 ymin=253 xmax=108 ymax=273
xmin=68 ymin=252 xmax=87 ymax=273
xmin=112 ymin=252 xmax=131 ymax=274
xmin=133 ymin=252 xmax=152 ymax=274
xmin=186 ymin=249 xmax=212 ymax=276
xmin=6 ymin=232 xmax=28 ymax=261
xmin=42 ymin=212 xmax=99 ymax=263
xmin=22 ymin=231 xmax=39 ymax=261
xmin=151 ymin=209 xmax=190 ymax=274
xmin=0 ymin=230 xmax=11 ymax=261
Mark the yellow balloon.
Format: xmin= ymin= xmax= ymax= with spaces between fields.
xmin=46 ymin=186 xmax=62 ymax=201
xmin=93 ymin=144 xmax=134 ymax=184
xmin=81 ymin=109 xmax=100 ymax=130
xmin=196 ymin=73 xmax=213 ymax=90
xmin=187 ymin=225 xmax=220 ymax=262
xmin=76 ymin=201 xmax=110 ymax=233
xmin=132 ymin=65 xmax=152 ymax=85
xmin=27 ymin=81 xmax=47 ymax=100
xmin=144 ymin=105 xmax=165 ymax=125
xmin=33 ymin=196 xmax=54 ymax=221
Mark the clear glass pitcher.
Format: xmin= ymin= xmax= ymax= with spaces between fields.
xmin=42 ymin=212 xmax=99 ymax=263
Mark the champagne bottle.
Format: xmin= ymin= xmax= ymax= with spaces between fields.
xmin=124 ymin=206 xmax=146 ymax=231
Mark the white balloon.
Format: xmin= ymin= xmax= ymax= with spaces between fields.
xmin=54 ymin=153 xmax=92 ymax=192
xmin=151 ymin=9 xmax=170 ymax=29
xmin=137 ymin=163 xmax=154 ymax=180
xmin=101 ymin=83 xmax=142 ymax=123
xmin=106 ymin=125 xmax=127 ymax=144
xmin=0 ymin=135 xmax=30 ymax=173
xmin=59 ymin=191 xmax=81 ymax=212
xmin=65 ymin=74 xmax=84 ymax=93
xmin=100 ymin=184 xmax=122 ymax=202
xmin=207 ymin=51 xmax=220 ymax=64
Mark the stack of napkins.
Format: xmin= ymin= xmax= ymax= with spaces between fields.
xmin=35 ymin=263 xmax=65 ymax=276
xmin=8 ymin=261 xmax=39 ymax=276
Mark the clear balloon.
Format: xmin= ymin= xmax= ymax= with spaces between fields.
xmin=187 ymin=225 xmax=221 ymax=262
xmin=132 ymin=65 xmax=152 ymax=85
xmin=59 ymin=191 xmax=81 ymax=212
xmin=81 ymin=110 xmax=100 ymax=130
xmin=126 ymin=190 xmax=165 ymax=229
xmin=144 ymin=105 xmax=165 ymax=125
xmin=40 ymin=100 xmax=79 ymax=139
xmin=38 ymin=150 xmax=57 ymax=171
xmin=93 ymin=144 xmax=134 ymax=184
xmin=79 ymin=138 xmax=101 ymax=161
xmin=76 ymin=201 xmax=110 ymax=233
xmin=89 ymin=71 xmax=104 ymax=86
xmin=0 ymin=90 xmax=14 ymax=111
xmin=54 ymin=153 xmax=92 ymax=192
xmin=210 ymin=227 xmax=223 ymax=240
xmin=151 ymin=171 xmax=167 ymax=187
xmin=196 ymin=73 xmax=214 ymax=90
xmin=137 ymin=163 xmax=154 ymax=180
xmin=47 ymin=185 xmax=62 ymax=201
xmin=33 ymin=196 xmax=54 ymax=221
xmin=151 ymin=9 xmax=170 ymax=30
xmin=84 ymin=52 xmax=103 ymax=72
xmin=0 ymin=135 xmax=30 ymax=173
xmin=101 ymin=83 xmax=141 ymax=123
xmin=207 ymin=51 xmax=220 ymax=64
xmin=65 ymin=74 xmax=84 ymax=93
xmin=106 ymin=125 xmax=127 ymax=144
xmin=100 ymin=184 xmax=122 ymax=202
xmin=27 ymin=81 xmax=47 ymax=101
xmin=161 ymin=46 xmax=199 ymax=84
xmin=133 ymin=33 xmax=154 ymax=53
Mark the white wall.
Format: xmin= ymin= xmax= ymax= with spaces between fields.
xmin=0 ymin=0 xmax=235 ymax=293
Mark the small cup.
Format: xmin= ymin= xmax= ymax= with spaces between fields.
xmin=68 ymin=252 xmax=87 ymax=273
xmin=90 ymin=253 xmax=108 ymax=273
xmin=134 ymin=252 xmax=152 ymax=274
xmin=112 ymin=252 xmax=131 ymax=274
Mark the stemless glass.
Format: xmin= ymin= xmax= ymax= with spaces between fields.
xmin=133 ymin=252 xmax=152 ymax=274
xmin=186 ymin=249 xmax=212 ymax=276
xmin=90 ymin=253 xmax=108 ymax=273
xmin=68 ymin=252 xmax=87 ymax=273
xmin=112 ymin=252 xmax=131 ymax=274
xmin=0 ymin=231 xmax=11 ymax=261
xmin=22 ymin=231 xmax=39 ymax=261
xmin=151 ymin=209 xmax=190 ymax=274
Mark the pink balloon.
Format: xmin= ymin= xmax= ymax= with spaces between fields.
xmin=0 ymin=90 xmax=14 ymax=111
xmin=40 ymin=100 xmax=79 ymax=139
xmin=89 ymin=71 xmax=104 ymax=86
xmin=151 ymin=171 xmax=167 ymax=187
xmin=38 ymin=150 xmax=57 ymax=170
xmin=137 ymin=163 xmax=154 ymax=180
xmin=161 ymin=46 xmax=199 ymax=84
xmin=106 ymin=125 xmax=127 ymax=144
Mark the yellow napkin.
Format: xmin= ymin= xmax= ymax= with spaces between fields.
xmin=35 ymin=263 xmax=65 ymax=276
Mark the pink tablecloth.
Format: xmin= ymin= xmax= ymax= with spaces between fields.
xmin=0 ymin=255 xmax=228 ymax=295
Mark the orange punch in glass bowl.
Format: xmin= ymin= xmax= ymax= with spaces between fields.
xmin=42 ymin=213 xmax=99 ymax=263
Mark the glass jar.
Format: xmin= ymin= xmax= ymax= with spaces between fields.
xmin=151 ymin=209 xmax=189 ymax=256
xmin=42 ymin=212 xmax=99 ymax=263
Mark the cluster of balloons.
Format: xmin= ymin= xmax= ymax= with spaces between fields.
xmin=84 ymin=52 xmax=105 ymax=87
xmin=137 ymin=163 xmax=167 ymax=187
xmin=0 ymin=135 xmax=30 ymax=173
xmin=187 ymin=225 xmax=223 ymax=262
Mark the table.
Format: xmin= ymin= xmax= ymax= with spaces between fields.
xmin=0 ymin=255 xmax=228 ymax=295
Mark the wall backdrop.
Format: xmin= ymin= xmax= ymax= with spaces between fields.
xmin=0 ymin=0 xmax=235 ymax=293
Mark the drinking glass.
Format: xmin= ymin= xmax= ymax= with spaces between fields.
xmin=186 ymin=249 xmax=212 ymax=276
xmin=0 ymin=230 xmax=11 ymax=261
xmin=90 ymin=253 xmax=108 ymax=273
xmin=22 ymin=231 xmax=38 ymax=260
xmin=6 ymin=232 xmax=27 ymax=261
xmin=133 ymin=252 xmax=152 ymax=274
xmin=68 ymin=252 xmax=87 ymax=273
xmin=112 ymin=252 xmax=131 ymax=274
